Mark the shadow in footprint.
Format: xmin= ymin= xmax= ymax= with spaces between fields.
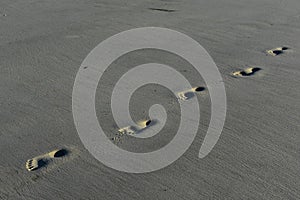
xmin=37 ymin=159 xmax=48 ymax=169
xmin=148 ymin=8 xmax=176 ymax=12
xmin=144 ymin=119 xmax=157 ymax=128
xmin=184 ymin=91 xmax=195 ymax=99
xmin=194 ymin=87 xmax=205 ymax=92
xmin=53 ymin=149 xmax=68 ymax=157
xmin=135 ymin=120 xmax=158 ymax=135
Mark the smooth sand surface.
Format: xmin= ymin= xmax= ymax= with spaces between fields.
xmin=1 ymin=0 xmax=300 ymax=199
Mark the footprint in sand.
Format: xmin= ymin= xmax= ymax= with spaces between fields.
xmin=177 ymin=86 xmax=205 ymax=101
xmin=25 ymin=149 xmax=67 ymax=171
xmin=232 ymin=67 xmax=261 ymax=77
xmin=118 ymin=126 xmax=136 ymax=136
xmin=112 ymin=126 xmax=136 ymax=143
xmin=137 ymin=119 xmax=152 ymax=129
xmin=112 ymin=120 xmax=152 ymax=143
xmin=267 ymin=47 xmax=289 ymax=56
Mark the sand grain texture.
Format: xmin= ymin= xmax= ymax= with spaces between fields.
xmin=0 ymin=0 xmax=300 ymax=199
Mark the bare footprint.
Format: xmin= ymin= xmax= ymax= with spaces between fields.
xmin=25 ymin=159 xmax=39 ymax=171
xmin=232 ymin=67 xmax=261 ymax=77
xmin=118 ymin=126 xmax=135 ymax=135
xmin=267 ymin=47 xmax=289 ymax=56
xmin=112 ymin=126 xmax=136 ymax=143
xmin=112 ymin=120 xmax=152 ymax=143
xmin=25 ymin=149 xmax=67 ymax=171
xmin=137 ymin=119 xmax=152 ymax=128
xmin=177 ymin=86 xmax=205 ymax=101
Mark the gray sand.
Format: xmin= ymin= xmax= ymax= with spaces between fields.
xmin=1 ymin=0 xmax=300 ymax=199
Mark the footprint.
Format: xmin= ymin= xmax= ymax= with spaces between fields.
xmin=118 ymin=126 xmax=136 ymax=136
xmin=112 ymin=120 xmax=152 ymax=143
xmin=267 ymin=47 xmax=289 ymax=56
xmin=232 ymin=67 xmax=261 ymax=77
xmin=25 ymin=149 xmax=67 ymax=171
xmin=112 ymin=126 xmax=136 ymax=143
xmin=137 ymin=119 xmax=152 ymax=128
xmin=177 ymin=86 xmax=205 ymax=101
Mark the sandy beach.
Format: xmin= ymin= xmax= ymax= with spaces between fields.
xmin=1 ymin=0 xmax=300 ymax=199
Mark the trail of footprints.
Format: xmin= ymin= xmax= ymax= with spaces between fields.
xmin=232 ymin=46 xmax=290 ymax=77
xmin=112 ymin=46 xmax=291 ymax=143
xmin=111 ymin=87 xmax=206 ymax=143
xmin=27 ymin=46 xmax=291 ymax=171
